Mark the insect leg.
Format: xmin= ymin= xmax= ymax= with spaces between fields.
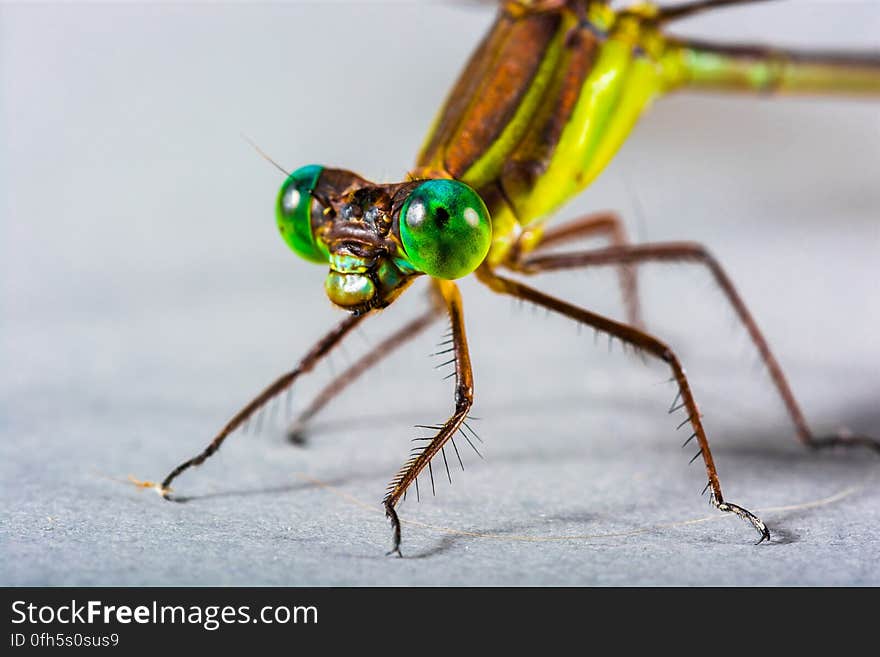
xmin=286 ymin=303 xmax=444 ymax=444
xmin=157 ymin=313 xmax=367 ymax=497
xmin=476 ymin=265 xmax=770 ymax=543
xmin=383 ymin=280 xmax=474 ymax=557
xmin=511 ymin=211 xmax=641 ymax=326
xmin=514 ymin=241 xmax=880 ymax=452
xmin=653 ymin=0 xmax=775 ymax=23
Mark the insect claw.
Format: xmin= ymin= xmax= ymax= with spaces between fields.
xmin=128 ymin=476 xmax=172 ymax=498
xmin=714 ymin=500 xmax=770 ymax=544
xmin=384 ymin=503 xmax=403 ymax=556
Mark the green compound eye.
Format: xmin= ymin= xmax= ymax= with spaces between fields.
xmin=398 ymin=179 xmax=491 ymax=280
xmin=276 ymin=164 xmax=329 ymax=264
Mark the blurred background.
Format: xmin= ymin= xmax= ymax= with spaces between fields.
xmin=2 ymin=1 xmax=879 ymax=585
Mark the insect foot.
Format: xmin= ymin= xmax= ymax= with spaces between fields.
xmin=712 ymin=497 xmax=770 ymax=544
xmin=128 ymin=476 xmax=172 ymax=499
xmin=810 ymin=430 xmax=880 ymax=455
xmin=286 ymin=422 xmax=309 ymax=446
xmin=384 ymin=502 xmax=403 ymax=558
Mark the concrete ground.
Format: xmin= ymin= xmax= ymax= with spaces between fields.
xmin=2 ymin=2 xmax=879 ymax=586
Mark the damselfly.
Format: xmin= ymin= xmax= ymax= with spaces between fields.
xmin=144 ymin=0 xmax=880 ymax=555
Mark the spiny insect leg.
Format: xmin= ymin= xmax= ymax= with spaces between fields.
xmin=382 ymin=280 xmax=474 ymax=557
xmin=514 ymin=210 xmax=642 ymax=327
xmin=286 ymin=306 xmax=441 ymax=445
xmin=476 ymin=266 xmax=769 ymax=544
xmin=514 ymin=241 xmax=880 ymax=453
xmin=157 ymin=314 xmax=366 ymax=496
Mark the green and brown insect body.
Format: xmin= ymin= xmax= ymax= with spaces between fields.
xmin=417 ymin=1 xmax=880 ymax=266
xmin=157 ymin=0 xmax=880 ymax=556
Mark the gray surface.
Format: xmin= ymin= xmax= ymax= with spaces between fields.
xmin=2 ymin=2 xmax=879 ymax=586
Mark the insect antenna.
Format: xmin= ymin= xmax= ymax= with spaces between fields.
xmin=241 ymin=133 xmax=290 ymax=177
